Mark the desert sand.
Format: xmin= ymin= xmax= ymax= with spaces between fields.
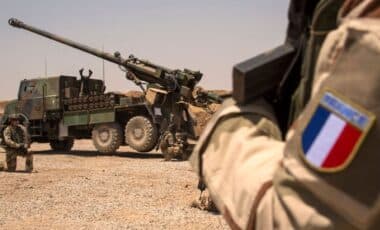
xmin=0 ymin=140 xmax=228 ymax=229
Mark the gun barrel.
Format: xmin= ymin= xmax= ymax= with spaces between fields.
xmin=8 ymin=18 xmax=170 ymax=86
xmin=9 ymin=18 xmax=124 ymax=65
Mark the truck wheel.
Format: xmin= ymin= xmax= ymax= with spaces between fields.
xmin=92 ymin=123 xmax=122 ymax=153
xmin=50 ymin=138 xmax=74 ymax=151
xmin=125 ymin=116 xmax=158 ymax=152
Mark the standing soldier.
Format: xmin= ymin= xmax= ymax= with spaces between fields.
xmin=3 ymin=114 xmax=32 ymax=172
xmin=191 ymin=0 xmax=380 ymax=229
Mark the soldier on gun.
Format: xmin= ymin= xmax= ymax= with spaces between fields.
xmin=3 ymin=114 xmax=32 ymax=172
xmin=191 ymin=0 xmax=380 ymax=229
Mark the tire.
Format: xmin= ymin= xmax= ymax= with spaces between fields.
xmin=92 ymin=123 xmax=122 ymax=153
xmin=125 ymin=116 xmax=158 ymax=152
xmin=49 ymin=138 xmax=74 ymax=151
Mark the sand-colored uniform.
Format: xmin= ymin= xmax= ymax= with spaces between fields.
xmin=190 ymin=1 xmax=380 ymax=229
xmin=3 ymin=124 xmax=32 ymax=172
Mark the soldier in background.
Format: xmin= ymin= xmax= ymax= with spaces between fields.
xmin=191 ymin=0 xmax=380 ymax=229
xmin=3 ymin=114 xmax=32 ymax=172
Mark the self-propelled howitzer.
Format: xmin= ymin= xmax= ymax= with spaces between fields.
xmin=8 ymin=18 xmax=218 ymax=160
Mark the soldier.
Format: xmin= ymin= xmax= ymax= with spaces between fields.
xmin=79 ymin=68 xmax=93 ymax=96
xmin=3 ymin=114 xmax=32 ymax=172
xmin=190 ymin=0 xmax=380 ymax=229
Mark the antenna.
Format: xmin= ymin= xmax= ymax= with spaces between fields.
xmin=102 ymin=45 xmax=105 ymax=83
xmin=44 ymin=56 xmax=48 ymax=78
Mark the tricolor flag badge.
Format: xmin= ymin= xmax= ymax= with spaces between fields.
xmin=301 ymin=90 xmax=376 ymax=173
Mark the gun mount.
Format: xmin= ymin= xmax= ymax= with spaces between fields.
xmin=8 ymin=18 xmax=220 ymax=160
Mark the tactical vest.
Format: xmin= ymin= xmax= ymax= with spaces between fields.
xmin=287 ymin=0 xmax=344 ymax=126
xmin=4 ymin=124 xmax=28 ymax=155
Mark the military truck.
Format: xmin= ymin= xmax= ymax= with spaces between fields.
xmin=7 ymin=18 xmax=223 ymax=160
xmin=0 ymin=71 xmax=160 ymax=154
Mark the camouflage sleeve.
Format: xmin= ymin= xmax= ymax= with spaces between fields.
xmin=195 ymin=2 xmax=380 ymax=230
xmin=190 ymin=98 xmax=285 ymax=229
xmin=271 ymin=16 xmax=380 ymax=229
xmin=252 ymin=8 xmax=380 ymax=230
xmin=3 ymin=126 xmax=20 ymax=148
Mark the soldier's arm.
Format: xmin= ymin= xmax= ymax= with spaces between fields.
xmin=3 ymin=127 xmax=21 ymax=148
xmin=194 ymin=4 xmax=380 ymax=229
xmin=190 ymin=97 xmax=285 ymax=228
xmin=269 ymin=15 xmax=380 ymax=229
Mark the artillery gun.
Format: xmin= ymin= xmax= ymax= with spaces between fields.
xmin=8 ymin=18 xmax=221 ymax=160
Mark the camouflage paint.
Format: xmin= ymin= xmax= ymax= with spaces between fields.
xmin=8 ymin=18 xmax=223 ymax=158
xmin=17 ymin=77 xmax=60 ymax=120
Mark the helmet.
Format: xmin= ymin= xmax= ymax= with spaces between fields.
xmin=7 ymin=114 xmax=19 ymax=121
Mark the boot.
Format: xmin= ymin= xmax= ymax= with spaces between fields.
xmin=191 ymin=189 xmax=218 ymax=212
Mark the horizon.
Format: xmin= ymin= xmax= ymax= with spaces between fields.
xmin=0 ymin=0 xmax=289 ymax=100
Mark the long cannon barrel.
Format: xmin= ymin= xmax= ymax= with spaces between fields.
xmin=8 ymin=18 xmax=171 ymax=87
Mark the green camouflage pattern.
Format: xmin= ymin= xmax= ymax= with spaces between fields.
xmin=0 ymin=74 xmax=149 ymax=147
xmin=14 ymin=76 xmax=107 ymax=120
xmin=1 ymin=100 xmax=18 ymax=123
xmin=8 ymin=18 xmax=222 ymax=159
xmin=16 ymin=77 xmax=61 ymax=120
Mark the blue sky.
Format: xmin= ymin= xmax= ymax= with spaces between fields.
xmin=0 ymin=0 xmax=289 ymax=99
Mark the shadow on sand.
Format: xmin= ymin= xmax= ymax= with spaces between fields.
xmin=0 ymin=170 xmax=33 ymax=174
xmin=32 ymin=149 xmax=163 ymax=159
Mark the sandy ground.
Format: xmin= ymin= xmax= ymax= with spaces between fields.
xmin=0 ymin=140 xmax=228 ymax=230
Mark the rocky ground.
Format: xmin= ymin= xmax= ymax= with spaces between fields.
xmin=0 ymin=140 xmax=228 ymax=230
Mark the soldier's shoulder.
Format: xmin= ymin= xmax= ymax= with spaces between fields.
xmin=3 ymin=125 xmax=11 ymax=133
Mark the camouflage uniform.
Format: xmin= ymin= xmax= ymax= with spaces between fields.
xmin=3 ymin=123 xmax=32 ymax=172
xmin=191 ymin=0 xmax=380 ymax=229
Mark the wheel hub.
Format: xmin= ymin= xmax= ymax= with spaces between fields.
xmin=133 ymin=128 xmax=144 ymax=139
xmin=99 ymin=130 xmax=110 ymax=142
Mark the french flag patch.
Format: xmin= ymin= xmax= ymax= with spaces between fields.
xmin=301 ymin=91 xmax=375 ymax=172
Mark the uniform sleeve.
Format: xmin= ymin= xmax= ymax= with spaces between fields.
xmin=199 ymin=4 xmax=380 ymax=230
xmin=197 ymin=99 xmax=285 ymax=229
xmin=3 ymin=126 xmax=20 ymax=148
xmin=254 ymin=15 xmax=380 ymax=230
xmin=274 ymin=18 xmax=380 ymax=229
